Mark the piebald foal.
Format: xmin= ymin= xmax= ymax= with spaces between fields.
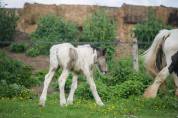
xmin=39 ymin=43 xmax=108 ymax=106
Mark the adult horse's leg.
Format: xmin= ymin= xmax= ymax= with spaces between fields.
xmin=144 ymin=66 xmax=170 ymax=98
xmin=39 ymin=66 xmax=56 ymax=107
xmin=67 ymin=73 xmax=78 ymax=105
xmin=84 ymin=69 xmax=104 ymax=106
xmin=58 ymin=69 xmax=69 ymax=106
xmin=172 ymin=73 xmax=178 ymax=96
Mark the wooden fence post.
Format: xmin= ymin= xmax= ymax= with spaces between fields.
xmin=132 ymin=38 xmax=139 ymax=71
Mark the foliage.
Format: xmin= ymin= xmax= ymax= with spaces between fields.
xmin=0 ymin=51 xmax=36 ymax=98
xmin=75 ymin=58 xmax=152 ymax=100
xmin=26 ymin=47 xmax=40 ymax=57
xmin=0 ymin=6 xmax=18 ymax=46
xmin=0 ymin=83 xmax=32 ymax=98
xmin=81 ymin=9 xmax=117 ymax=58
xmin=10 ymin=43 xmax=27 ymax=53
xmin=31 ymin=14 xmax=79 ymax=55
xmin=133 ymin=9 xmax=172 ymax=48
xmin=81 ymin=9 xmax=116 ymax=43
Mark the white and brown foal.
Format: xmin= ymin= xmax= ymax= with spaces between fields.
xmin=39 ymin=43 xmax=108 ymax=107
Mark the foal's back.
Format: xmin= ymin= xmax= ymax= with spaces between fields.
xmin=50 ymin=43 xmax=96 ymax=70
xmin=76 ymin=45 xmax=97 ymax=66
xmin=50 ymin=43 xmax=75 ymax=68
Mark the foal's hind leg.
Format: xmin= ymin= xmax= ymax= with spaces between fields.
xmin=67 ymin=73 xmax=78 ymax=105
xmin=58 ymin=69 xmax=69 ymax=106
xmin=172 ymin=73 xmax=178 ymax=96
xmin=144 ymin=66 xmax=170 ymax=98
xmin=39 ymin=48 xmax=58 ymax=107
xmin=39 ymin=66 xmax=56 ymax=107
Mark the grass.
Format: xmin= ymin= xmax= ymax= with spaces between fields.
xmin=0 ymin=93 xmax=178 ymax=118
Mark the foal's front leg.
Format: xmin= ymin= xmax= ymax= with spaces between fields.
xmin=67 ymin=73 xmax=78 ymax=105
xmin=84 ymin=69 xmax=104 ymax=106
xmin=58 ymin=69 xmax=69 ymax=106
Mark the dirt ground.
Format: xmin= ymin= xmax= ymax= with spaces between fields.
xmin=2 ymin=49 xmax=49 ymax=72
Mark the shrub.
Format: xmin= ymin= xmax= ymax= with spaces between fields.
xmin=31 ymin=14 xmax=79 ymax=55
xmin=26 ymin=47 xmax=40 ymax=57
xmin=81 ymin=10 xmax=116 ymax=43
xmin=0 ymin=51 xmax=36 ymax=98
xmin=10 ymin=43 xmax=27 ymax=53
xmin=81 ymin=9 xmax=117 ymax=58
xmin=111 ymin=80 xmax=144 ymax=99
xmin=0 ymin=6 xmax=18 ymax=46
xmin=75 ymin=58 xmax=151 ymax=101
xmin=133 ymin=9 xmax=172 ymax=48
xmin=0 ymin=82 xmax=32 ymax=98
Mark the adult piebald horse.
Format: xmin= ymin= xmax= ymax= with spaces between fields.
xmin=143 ymin=29 xmax=178 ymax=98
xmin=39 ymin=43 xmax=108 ymax=107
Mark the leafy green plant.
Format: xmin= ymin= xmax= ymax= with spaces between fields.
xmin=81 ymin=9 xmax=117 ymax=58
xmin=0 ymin=6 xmax=18 ymax=46
xmin=26 ymin=47 xmax=40 ymax=57
xmin=81 ymin=10 xmax=116 ymax=42
xmin=0 ymin=51 xmax=36 ymax=98
xmin=10 ymin=43 xmax=27 ymax=53
xmin=31 ymin=14 xmax=79 ymax=55
xmin=133 ymin=9 xmax=172 ymax=48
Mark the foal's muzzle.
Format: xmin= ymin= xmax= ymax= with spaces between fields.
xmin=102 ymin=71 xmax=108 ymax=75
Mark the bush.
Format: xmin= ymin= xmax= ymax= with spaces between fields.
xmin=0 ymin=51 xmax=36 ymax=98
xmin=26 ymin=47 xmax=40 ymax=57
xmin=81 ymin=9 xmax=117 ymax=58
xmin=81 ymin=10 xmax=116 ymax=43
xmin=0 ymin=82 xmax=32 ymax=98
xmin=0 ymin=7 xmax=18 ymax=46
xmin=10 ymin=43 xmax=27 ymax=53
xmin=31 ymin=14 xmax=79 ymax=55
xmin=133 ymin=9 xmax=172 ymax=48
xmin=75 ymin=58 xmax=151 ymax=101
xmin=111 ymin=80 xmax=144 ymax=99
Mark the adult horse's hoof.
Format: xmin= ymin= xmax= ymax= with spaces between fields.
xmin=143 ymin=86 xmax=157 ymax=98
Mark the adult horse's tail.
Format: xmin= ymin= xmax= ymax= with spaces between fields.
xmin=143 ymin=29 xmax=170 ymax=77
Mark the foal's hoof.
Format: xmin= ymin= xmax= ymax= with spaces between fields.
xmin=66 ymin=100 xmax=73 ymax=105
xmin=97 ymin=101 xmax=104 ymax=106
xmin=39 ymin=101 xmax=45 ymax=107
xmin=143 ymin=87 xmax=157 ymax=99
xmin=60 ymin=101 xmax=67 ymax=107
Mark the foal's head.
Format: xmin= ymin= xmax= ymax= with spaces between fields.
xmin=95 ymin=48 xmax=108 ymax=74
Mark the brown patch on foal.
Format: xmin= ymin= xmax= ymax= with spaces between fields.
xmin=67 ymin=48 xmax=78 ymax=70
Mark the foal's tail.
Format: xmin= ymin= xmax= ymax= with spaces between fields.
xmin=143 ymin=29 xmax=170 ymax=77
